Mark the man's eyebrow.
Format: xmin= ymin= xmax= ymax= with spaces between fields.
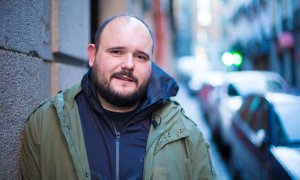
xmin=106 ymin=46 xmax=125 ymax=51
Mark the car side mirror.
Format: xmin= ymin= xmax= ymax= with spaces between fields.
xmin=228 ymin=84 xmax=239 ymax=96
xmin=255 ymin=129 xmax=267 ymax=147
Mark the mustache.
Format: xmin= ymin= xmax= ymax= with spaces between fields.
xmin=111 ymin=70 xmax=138 ymax=83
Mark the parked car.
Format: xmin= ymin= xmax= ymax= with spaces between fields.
xmin=206 ymin=71 xmax=289 ymax=155
xmin=197 ymin=71 xmax=225 ymax=117
xmin=229 ymin=92 xmax=300 ymax=179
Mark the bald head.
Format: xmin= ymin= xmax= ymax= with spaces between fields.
xmin=94 ymin=14 xmax=155 ymax=55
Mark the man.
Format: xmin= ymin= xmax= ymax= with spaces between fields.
xmin=20 ymin=14 xmax=216 ymax=180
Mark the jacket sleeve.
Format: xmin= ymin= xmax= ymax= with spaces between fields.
xmin=190 ymin=129 xmax=217 ymax=180
xmin=20 ymin=113 xmax=41 ymax=180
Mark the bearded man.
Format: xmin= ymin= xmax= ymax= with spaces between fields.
xmin=20 ymin=14 xmax=216 ymax=180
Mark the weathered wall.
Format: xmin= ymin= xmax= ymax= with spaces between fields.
xmin=0 ymin=0 xmax=89 ymax=179
xmin=0 ymin=0 xmax=52 ymax=60
xmin=0 ymin=51 xmax=51 ymax=178
xmin=0 ymin=0 xmax=52 ymax=178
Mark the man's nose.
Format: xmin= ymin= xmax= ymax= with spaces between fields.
xmin=121 ymin=54 xmax=135 ymax=70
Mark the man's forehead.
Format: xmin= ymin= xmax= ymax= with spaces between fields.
xmin=97 ymin=15 xmax=154 ymax=55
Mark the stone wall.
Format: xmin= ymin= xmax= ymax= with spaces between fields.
xmin=0 ymin=0 xmax=89 ymax=178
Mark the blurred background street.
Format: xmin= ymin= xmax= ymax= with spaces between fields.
xmin=1 ymin=0 xmax=300 ymax=179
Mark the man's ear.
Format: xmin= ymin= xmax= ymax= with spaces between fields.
xmin=87 ymin=44 xmax=97 ymax=67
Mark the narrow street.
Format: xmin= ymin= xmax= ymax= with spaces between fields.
xmin=174 ymin=82 xmax=232 ymax=180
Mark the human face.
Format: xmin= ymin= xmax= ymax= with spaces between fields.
xmin=88 ymin=17 xmax=153 ymax=112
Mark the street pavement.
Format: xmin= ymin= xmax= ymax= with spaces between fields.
xmin=173 ymin=82 xmax=232 ymax=180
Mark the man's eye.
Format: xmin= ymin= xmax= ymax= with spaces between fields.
xmin=136 ymin=55 xmax=148 ymax=61
xmin=110 ymin=50 xmax=121 ymax=56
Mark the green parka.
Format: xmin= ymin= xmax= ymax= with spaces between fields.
xmin=20 ymin=84 xmax=216 ymax=180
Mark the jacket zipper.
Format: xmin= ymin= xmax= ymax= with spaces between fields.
xmin=114 ymin=127 xmax=120 ymax=180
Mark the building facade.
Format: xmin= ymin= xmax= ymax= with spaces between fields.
xmin=222 ymin=0 xmax=300 ymax=89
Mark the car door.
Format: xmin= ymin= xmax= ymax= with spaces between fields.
xmin=232 ymin=96 xmax=269 ymax=180
xmin=247 ymin=97 xmax=271 ymax=179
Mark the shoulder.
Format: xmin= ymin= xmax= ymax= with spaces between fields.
xmin=155 ymin=101 xmax=216 ymax=178
xmin=27 ymin=84 xmax=81 ymax=123
xmin=155 ymin=100 xmax=204 ymax=143
xmin=157 ymin=100 xmax=199 ymax=129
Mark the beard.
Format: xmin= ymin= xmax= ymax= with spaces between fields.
xmin=91 ymin=67 xmax=149 ymax=108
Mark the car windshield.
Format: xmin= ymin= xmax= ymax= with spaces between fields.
xmin=233 ymin=80 xmax=284 ymax=95
xmin=275 ymin=104 xmax=300 ymax=144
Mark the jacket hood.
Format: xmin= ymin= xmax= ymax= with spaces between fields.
xmin=144 ymin=62 xmax=179 ymax=107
